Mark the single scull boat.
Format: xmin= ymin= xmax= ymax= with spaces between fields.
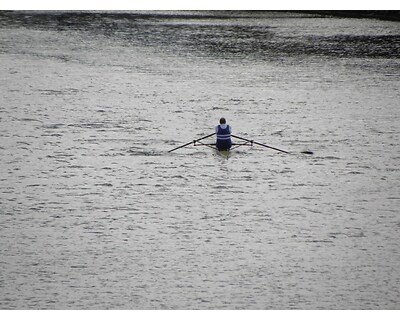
xmin=167 ymin=132 xmax=296 ymax=158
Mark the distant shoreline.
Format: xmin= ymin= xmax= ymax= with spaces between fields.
xmin=1 ymin=10 xmax=399 ymax=22
xmin=297 ymin=10 xmax=400 ymax=22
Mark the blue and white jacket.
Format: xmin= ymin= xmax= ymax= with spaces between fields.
xmin=215 ymin=124 xmax=232 ymax=140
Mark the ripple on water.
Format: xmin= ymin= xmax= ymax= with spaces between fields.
xmin=0 ymin=11 xmax=399 ymax=309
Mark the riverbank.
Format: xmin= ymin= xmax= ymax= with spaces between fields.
xmin=301 ymin=10 xmax=400 ymax=21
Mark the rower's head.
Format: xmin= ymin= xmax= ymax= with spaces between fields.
xmin=219 ymin=117 xmax=226 ymax=124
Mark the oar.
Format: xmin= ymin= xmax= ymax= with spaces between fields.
xmin=168 ymin=132 xmax=216 ymax=153
xmin=231 ymin=134 xmax=290 ymax=154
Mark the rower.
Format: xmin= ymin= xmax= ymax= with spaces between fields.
xmin=215 ymin=117 xmax=232 ymax=151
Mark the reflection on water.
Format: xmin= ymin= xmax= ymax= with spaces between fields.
xmin=1 ymin=11 xmax=399 ymax=61
xmin=0 ymin=11 xmax=399 ymax=309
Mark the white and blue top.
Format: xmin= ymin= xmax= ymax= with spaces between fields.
xmin=215 ymin=124 xmax=232 ymax=140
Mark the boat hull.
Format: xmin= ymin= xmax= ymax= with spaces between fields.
xmin=217 ymin=149 xmax=231 ymax=159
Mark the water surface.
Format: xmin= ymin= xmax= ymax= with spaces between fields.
xmin=0 ymin=11 xmax=399 ymax=309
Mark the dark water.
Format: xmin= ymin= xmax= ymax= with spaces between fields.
xmin=0 ymin=11 xmax=399 ymax=309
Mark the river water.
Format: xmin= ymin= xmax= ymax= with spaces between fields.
xmin=0 ymin=11 xmax=399 ymax=309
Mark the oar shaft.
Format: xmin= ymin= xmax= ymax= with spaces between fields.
xmin=168 ymin=140 xmax=195 ymax=153
xmin=253 ymin=141 xmax=290 ymax=154
xmin=231 ymin=134 xmax=290 ymax=154
xmin=168 ymin=132 xmax=216 ymax=152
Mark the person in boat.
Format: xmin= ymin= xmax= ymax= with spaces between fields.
xmin=215 ymin=117 xmax=232 ymax=151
